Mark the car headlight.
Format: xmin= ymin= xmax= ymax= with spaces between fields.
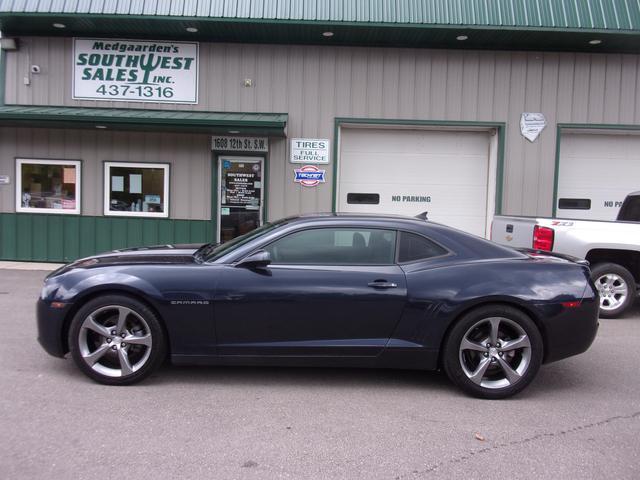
xmin=40 ymin=281 xmax=59 ymax=300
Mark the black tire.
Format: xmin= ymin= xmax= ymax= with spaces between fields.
xmin=590 ymin=263 xmax=636 ymax=319
xmin=442 ymin=305 xmax=543 ymax=399
xmin=68 ymin=295 xmax=167 ymax=385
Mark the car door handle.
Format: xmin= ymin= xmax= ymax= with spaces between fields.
xmin=367 ymin=280 xmax=398 ymax=289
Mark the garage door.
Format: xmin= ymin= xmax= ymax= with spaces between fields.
xmin=337 ymin=127 xmax=495 ymax=237
xmin=557 ymin=132 xmax=640 ymax=220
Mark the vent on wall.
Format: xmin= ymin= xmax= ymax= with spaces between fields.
xmin=347 ymin=193 xmax=380 ymax=205
xmin=558 ymin=198 xmax=591 ymax=210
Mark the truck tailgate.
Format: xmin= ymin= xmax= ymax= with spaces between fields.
xmin=491 ymin=216 xmax=537 ymax=249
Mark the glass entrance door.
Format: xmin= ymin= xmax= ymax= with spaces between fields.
xmin=217 ymin=156 xmax=264 ymax=243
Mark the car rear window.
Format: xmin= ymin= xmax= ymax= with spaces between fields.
xmin=398 ymin=232 xmax=448 ymax=263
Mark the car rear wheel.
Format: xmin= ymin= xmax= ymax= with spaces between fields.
xmin=443 ymin=305 xmax=543 ymax=399
xmin=68 ymin=295 xmax=166 ymax=385
xmin=590 ymin=263 xmax=635 ymax=318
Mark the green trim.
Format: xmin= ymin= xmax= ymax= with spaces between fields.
xmin=0 ymin=48 xmax=5 ymax=106
xmin=331 ymin=120 xmax=340 ymax=213
xmin=0 ymin=106 xmax=288 ymax=136
xmin=1 ymin=11 xmax=638 ymax=53
xmin=211 ymin=154 xmax=219 ymax=242
xmin=495 ymin=125 xmax=506 ymax=215
xmin=332 ymin=118 xmax=506 ymax=215
xmin=1 ymin=11 xmax=639 ymax=34
xmin=0 ymin=213 xmax=212 ymax=262
xmin=552 ymin=122 xmax=640 ymax=218
xmin=556 ymin=123 xmax=640 ymax=130
xmin=552 ymin=125 xmax=563 ymax=218
xmin=263 ymin=148 xmax=270 ymax=223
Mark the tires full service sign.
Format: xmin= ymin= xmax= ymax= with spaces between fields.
xmin=73 ymin=38 xmax=198 ymax=104
xmin=290 ymin=139 xmax=330 ymax=164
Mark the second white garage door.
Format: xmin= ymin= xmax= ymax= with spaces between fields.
xmin=557 ymin=132 xmax=640 ymax=221
xmin=337 ymin=127 xmax=496 ymax=237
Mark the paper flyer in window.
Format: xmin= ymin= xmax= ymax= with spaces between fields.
xmin=63 ymin=167 xmax=76 ymax=184
xmin=111 ymin=176 xmax=124 ymax=192
xmin=129 ymin=174 xmax=142 ymax=194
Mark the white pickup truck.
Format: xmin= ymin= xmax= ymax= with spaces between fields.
xmin=491 ymin=192 xmax=640 ymax=318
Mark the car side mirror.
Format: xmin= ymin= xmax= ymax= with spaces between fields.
xmin=237 ymin=250 xmax=271 ymax=269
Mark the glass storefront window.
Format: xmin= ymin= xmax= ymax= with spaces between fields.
xmin=104 ymin=162 xmax=169 ymax=217
xmin=16 ymin=158 xmax=81 ymax=214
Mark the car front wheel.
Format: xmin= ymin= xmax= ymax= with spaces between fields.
xmin=68 ymin=295 xmax=166 ymax=385
xmin=443 ymin=305 xmax=543 ymax=399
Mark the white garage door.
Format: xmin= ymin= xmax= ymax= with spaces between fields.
xmin=337 ymin=127 xmax=495 ymax=237
xmin=557 ymin=133 xmax=640 ymax=220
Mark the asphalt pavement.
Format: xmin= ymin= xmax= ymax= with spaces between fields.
xmin=1 ymin=268 xmax=638 ymax=479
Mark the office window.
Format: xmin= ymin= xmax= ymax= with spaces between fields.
xmin=16 ymin=158 xmax=81 ymax=214
xmin=104 ymin=162 xmax=169 ymax=217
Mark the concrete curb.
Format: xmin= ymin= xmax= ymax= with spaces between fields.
xmin=0 ymin=261 xmax=64 ymax=271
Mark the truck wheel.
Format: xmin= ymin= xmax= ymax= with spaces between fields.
xmin=591 ymin=263 xmax=636 ymax=318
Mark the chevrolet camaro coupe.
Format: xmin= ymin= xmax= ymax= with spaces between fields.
xmin=37 ymin=214 xmax=599 ymax=399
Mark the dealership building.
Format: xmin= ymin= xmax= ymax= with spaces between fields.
xmin=0 ymin=1 xmax=639 ymax=262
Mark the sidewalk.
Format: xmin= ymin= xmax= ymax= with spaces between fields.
xmin=0 ymin=261 xmax=64 ymax=271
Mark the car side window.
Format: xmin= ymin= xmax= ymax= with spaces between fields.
xmin=398 ymin=231 xmax=448 ymax=263
xmin=264 ymin=228 xmax=397 ymax=265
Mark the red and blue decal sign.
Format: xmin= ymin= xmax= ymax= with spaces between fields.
xmin=294 ymin=165 xmax=326 ymax=187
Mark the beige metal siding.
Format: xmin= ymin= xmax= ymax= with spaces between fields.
xmin=3 ymin=38 xmax=640 ymax=218
xmin=0 ymin=127 xmax=211 ymax=219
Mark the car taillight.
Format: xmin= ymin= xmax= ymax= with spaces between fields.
xmin=533 ymin=225 xmax=554 ymax=251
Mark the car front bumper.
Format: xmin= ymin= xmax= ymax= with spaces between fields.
xmin=36 ymin=298 xmax=72 ymax=358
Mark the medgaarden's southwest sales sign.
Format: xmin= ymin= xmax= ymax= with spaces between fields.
xmin=73 ymin=38 xmax=198 ymax=104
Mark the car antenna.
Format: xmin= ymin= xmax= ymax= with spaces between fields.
xmin=415 ymin=211 xmax=429 ymax=221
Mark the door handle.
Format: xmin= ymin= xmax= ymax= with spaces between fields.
xmin=368 ymin=280 xmax=398 ymax=289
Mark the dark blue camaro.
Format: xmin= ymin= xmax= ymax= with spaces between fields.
xmin=37 ymin=214 xmax=599 ymax=398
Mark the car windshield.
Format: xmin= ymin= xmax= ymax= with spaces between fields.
xmin=201 ymin=219 xmax=288 ymax=262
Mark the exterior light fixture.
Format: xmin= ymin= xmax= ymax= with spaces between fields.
xmin=186 ymin=27 xmax=198 ymax=33
xmin=95 ymin=125 xmax=107 ymax=129
xmin=456 ymin=35 xmax=468 ymax=41
xmin=322 ymin=31 xmax=334 ymax=37
xmin=589 ymin=39 xmax=602 ymax=45
xmin=52 ymin=23 xmax=66 ymax=28
xmin=228 ymin=130 xmax=240 ymax=134
xmin=0 ymin=38 xmax=17 ymax=50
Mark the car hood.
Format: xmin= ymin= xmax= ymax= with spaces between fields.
xmin=47 ymin=243 xmax=204 ymax=278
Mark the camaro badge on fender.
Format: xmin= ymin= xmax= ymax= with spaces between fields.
xmin=294 ymin=165 xmax=326 ymax=187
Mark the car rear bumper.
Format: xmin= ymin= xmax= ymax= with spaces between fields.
xmin=36 ymin=298 xmax=70 ymax=358
xmin=539 ymin=295 xmax=600 ymax=364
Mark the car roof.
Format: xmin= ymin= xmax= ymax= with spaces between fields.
xmin=282 ymin=212 xmax=431 ymax=226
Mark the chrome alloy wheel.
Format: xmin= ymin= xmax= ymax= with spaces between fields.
xmin=595 ymin=273 xmax=628 ymax=312
xmin=78 ymin=305 xmax=153 ymax=378
xmin=458 ymin=317 xmax=531 ymax=389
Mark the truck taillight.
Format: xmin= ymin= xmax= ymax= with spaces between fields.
xmin=533 ymin=225 xmax=554 ymax=251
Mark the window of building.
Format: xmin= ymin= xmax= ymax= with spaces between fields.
xmin=104 ymin=162 xmax=169 ymax=217
xmin=16 ymin=158 xmax=81 ymax=214
xmin=398 ymin=232 xmax=448 ymax=263
xmin=264 ymin=228 xmax=397 ymax=265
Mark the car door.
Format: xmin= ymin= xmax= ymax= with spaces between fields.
xmin=213 ymin=227 xmax=407 ymax=357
